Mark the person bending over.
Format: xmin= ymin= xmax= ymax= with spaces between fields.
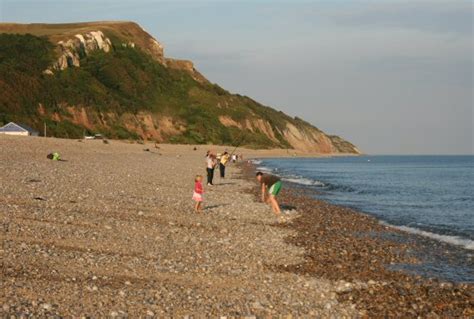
xmin=256 ymin=171 xmax=282 ymax=216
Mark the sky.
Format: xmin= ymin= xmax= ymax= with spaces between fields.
xmin=1 ymin=0 xmax=472 ymax=154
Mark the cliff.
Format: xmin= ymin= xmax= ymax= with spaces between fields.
xmin=0 ymin=21 xmax=360 ymax=154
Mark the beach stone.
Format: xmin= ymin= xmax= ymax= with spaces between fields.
xmin=41 ymin=303 xmax=52 ymax=311
xmin=250 ymin=301 xmax=264 ymax=310
xmin=146 ymin=310 xmax=154 ymax=316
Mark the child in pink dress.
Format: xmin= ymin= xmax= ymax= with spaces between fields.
xmin=193 ymin=175 xmax=204 ymax=213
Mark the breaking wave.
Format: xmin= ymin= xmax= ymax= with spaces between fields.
xmin=282 ymin=177 xmax=325 ymax=187
xmin=382 ymin=223 xmax=474 ymax=251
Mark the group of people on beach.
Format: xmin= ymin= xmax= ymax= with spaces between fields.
xmin=193 ymin=150 xmax=282 ymax=219
xmin=193 ymin=150 xmax=230 ymax=212
xmin=204 ymin=150 xmax=242 ymax=186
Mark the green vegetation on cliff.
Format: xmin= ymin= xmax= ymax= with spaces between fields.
xmin=0 ymin=34 xmax=286 ymax=146
xmin=0 ymin=29 xmax=359 ymax=153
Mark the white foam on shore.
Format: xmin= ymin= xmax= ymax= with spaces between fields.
xmin=256 ymin=166 xmax=273 ymax=173
xmin=254 ymin=164 xmax=325 ymax=187
xmin=381 ymin=222 xmax=474 ymax=250
xmin=250 ymin=159 xmax=262 ymax=165
xmin=282 ymin=177 xmax=325 ymax=187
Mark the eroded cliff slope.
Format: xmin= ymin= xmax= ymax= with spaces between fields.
xmin=0 ymin=21 xmax=360 ymax=153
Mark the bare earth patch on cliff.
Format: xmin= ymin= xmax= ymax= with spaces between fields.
xmin=0 ymin=22 xmax=360 ymax=154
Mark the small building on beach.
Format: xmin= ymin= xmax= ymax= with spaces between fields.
xmin=0 ymin=122 xmax=39 ymax=136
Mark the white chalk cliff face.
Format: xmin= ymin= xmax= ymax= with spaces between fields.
xmin=46 ymin=31 xmax=113 ymax=72
xmin=44 ymin=29 xmax=194 ymax=76
xmin=44 ymin=27 xmax=206 ymax=83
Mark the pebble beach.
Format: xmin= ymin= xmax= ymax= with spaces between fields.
xmin=1 ymin=136 xmax=357 ymax=317
xmin=1 ymin=135 xmax=472 ymax=317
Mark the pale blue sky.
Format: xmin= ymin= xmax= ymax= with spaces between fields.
xmin=1 ymin=0 xmax=472 ymax=154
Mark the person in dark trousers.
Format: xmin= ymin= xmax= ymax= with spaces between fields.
xmin=219 ymin=152 xmax=230 ymax=178
xmin=206 ymin=151 xmax=217 ymax=186
xmin=256 ymin=171 xmax=283 ymax=217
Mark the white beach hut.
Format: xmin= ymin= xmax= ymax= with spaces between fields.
xmin=0 ymin=122 xmax=39 ymax=136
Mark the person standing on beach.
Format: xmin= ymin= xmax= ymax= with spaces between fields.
xmin=256 ymin=171 xmax=282 ymax=217
xmin=219 ymin=151 xmax=230 ymax=179
xmin=193 ymin=175 xmax=204 ymax=212
xmin=206 ymin=151 xmax=217 ymax=186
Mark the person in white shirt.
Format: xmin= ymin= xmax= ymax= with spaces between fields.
xmin=206 ymin=151 xmax=217 ymax=185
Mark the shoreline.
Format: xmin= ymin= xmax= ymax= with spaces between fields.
xmin=240 ymin=161 xmax=473 ymax=317
xmin=378 ymin=222 xmax=474 ymax=252
xmin=250 ymin=156 xmax=474 ymax=263
xmin=1 ymin=135 xmax=471 ymax=317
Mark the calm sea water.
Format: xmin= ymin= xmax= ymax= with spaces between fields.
xmin=254 ymin=155 xmax=474 ymax=282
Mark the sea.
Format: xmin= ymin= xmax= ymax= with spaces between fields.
xmin=252 ymin=155 xmax=474 ymax=283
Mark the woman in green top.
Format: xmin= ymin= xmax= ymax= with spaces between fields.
xmin=256 ymin=171 xmax=282 ymax=217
